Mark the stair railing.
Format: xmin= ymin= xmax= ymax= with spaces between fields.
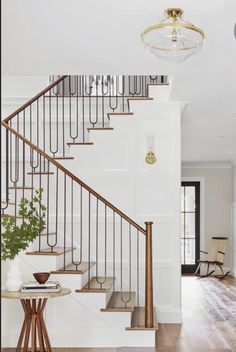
xmin=1 ymin=75 xmax=161 ymax=327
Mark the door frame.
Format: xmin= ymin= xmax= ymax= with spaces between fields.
xmin=181 ymin=177 xmax=205 ymax=272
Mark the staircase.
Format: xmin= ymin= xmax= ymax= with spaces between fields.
xmin=1 ymin=75 xmax=169 ymax=347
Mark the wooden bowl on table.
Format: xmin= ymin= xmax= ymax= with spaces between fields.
xmin=33 ymin=272 xmax=50 ymax=284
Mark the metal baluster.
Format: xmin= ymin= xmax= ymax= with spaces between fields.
xmin=63 ymin=174 xmax=67 ymax=269
xmin=46 ymin=163 xmax=57 ymax=252
xmin=38 ymin=155 xmax=42 ymax=251
xmin=55 ymin=167 xmax=59 ymax=249
xmin=121 ymin=223 xmax=132 ymax=308
xmin=43 ymin=95 xmax=46 ymax=171
xmin=95 ymin=198 xmax=99 ymax=282
xmin=96 ymin=77 xmax=99 ymax=127
xmin=113 ymin=211 xmax=116 ymax=290
xmin=102 ymin=87 xmax=105 ymax=127
xmin=120 ymin=217 xmax=123 ymax=293
xmin=69 ymin=76 xmax=78 ymax=142
xmin=96 ymin=202 xmax=107 ymax=288
xmin=137 ymin=230 xmax=140 ymax=306
xmin=88 ymin=192 xmax=91 ymax=288
xmin=101 ymin=76 xmax=109 ymax=95
xmin=79 ymin=186 xmax=83 ymax=265
xmin=62 ymin=80 xmax=65 ymax=157
xmin=14 ymin=133 xmax=20 ymax=226
xmin=49 ymin=88 xmax=59 ymax=157
xmin=109 ymin=77 xmax=118 ymax=112
xmin=88 ymin=88 xmax=93 ymax=127
xmin=22 ymin=111 xmax=26 ymax=189
xmin=129 ymin=76 xmax=136 ymax=96
xmin=1 ymin=129 xmax=9 ymax=211
xmin=118 ymin=76 xmax=125 ymax=112
xmin=69 ymin=76 xmax=76 ymax=96
xmin=71 ymin=179 xmax=74 ymax=266
xmin=82 ymin=76 xmax=85 ymax=142
xmin=136 ymin=76 xmax=142 ymax=96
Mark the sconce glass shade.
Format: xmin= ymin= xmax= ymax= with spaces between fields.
xmin=141 ymin=8 xmax=205 ymax=63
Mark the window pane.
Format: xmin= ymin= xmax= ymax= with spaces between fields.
xmin=185 ymin=213 xmax=195 ymax=238
xmin=181 ymin=187 xmax=185 ymax=212
xmin=181 ymin=213 xmax=185 ymax=236
xmin=181 ymin=239 xmax=185 ymax=264
xmin=185 ymin=239 xmax=195 ymax=264
xmin=185 ymin=187 xmax=195 ymax=212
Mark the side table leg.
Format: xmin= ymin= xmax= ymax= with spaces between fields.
xmin=31 ymin=299 xmax=37 ymax=352
xmin=36 ymin=299 xmax=45 ymax=352
xmin=16 ymin=300 xmax=28 ymax=351
xmin=39 ymin=299 xmax=52 ymax=352
xmin=23 ymin=300 xmax=32 ymax=351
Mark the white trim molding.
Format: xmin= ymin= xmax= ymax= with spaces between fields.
xmin=181 ymin=177 xmax=206 ymax=250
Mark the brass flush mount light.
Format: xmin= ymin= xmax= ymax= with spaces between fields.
xmin=141 ymin=8 xmax=205 ymax=63
xmin=145 ymin=135 xmax=157 ymax=165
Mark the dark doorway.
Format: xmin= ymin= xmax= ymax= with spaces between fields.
xmin=181 ymin=182 xmax=200 ymax=273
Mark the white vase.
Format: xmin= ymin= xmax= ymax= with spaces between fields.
xmin=6 ymin=256 xmax=23 ymax=292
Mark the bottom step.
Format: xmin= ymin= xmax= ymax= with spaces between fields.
xmin=126 ymin=307 xmax=158 ymax=331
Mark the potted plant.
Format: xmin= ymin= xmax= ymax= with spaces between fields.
xmin=1 ymin=188 xmax=46 ymax=291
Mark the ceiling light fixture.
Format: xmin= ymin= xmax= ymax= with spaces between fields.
xmin=141 ymin=8 xmax=205 ymax=63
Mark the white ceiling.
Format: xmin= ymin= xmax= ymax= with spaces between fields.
xmin=2 ymin=0 xmax=236 ymax=164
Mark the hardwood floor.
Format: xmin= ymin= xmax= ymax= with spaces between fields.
xmin=2 ymin=276 xmax=236 ymax=351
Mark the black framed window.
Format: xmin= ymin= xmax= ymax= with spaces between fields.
xmin=181 ymin=182 xmax=200 ymax=273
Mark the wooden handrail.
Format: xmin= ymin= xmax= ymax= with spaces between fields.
xmin=3 ymin=76 xmax=67 ymax=123
xmin=1 ymin=121 xmax=146 ymax=235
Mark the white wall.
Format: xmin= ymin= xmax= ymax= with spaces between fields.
xmin=182 ymin=163 xmax=233 ymax=269
xmin=232 ymin=166 xmax=236 ymax=277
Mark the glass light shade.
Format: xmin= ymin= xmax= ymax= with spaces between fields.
xmin=141 ymin=8 xmax=205 ymax=63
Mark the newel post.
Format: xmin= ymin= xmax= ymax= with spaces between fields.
xmin=145 ymin=221 xmax=154 ymax=328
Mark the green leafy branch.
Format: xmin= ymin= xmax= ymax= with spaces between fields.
xmin=1 ymin=189 xmax=46 ymax=261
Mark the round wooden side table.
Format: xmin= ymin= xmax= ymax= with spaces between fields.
xmin=2 ymin=287 xmax=71 ymax=352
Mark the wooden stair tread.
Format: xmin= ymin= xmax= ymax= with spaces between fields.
xmin=51 ymin=262 xmax=95 ymax=274
xmin=126 ymin=307 xmax=158 ymax=331
xmin=26 ymin=247 xmax=75 ymax=256
xmin=1 ymin=201 xmax=15 ymax=205
xmin=127 ymin=97 xmax=154 ymax=101
xmin=38 ymin=232 xmax=56 ymax=237
xmin=27 ymin=172 xmax=54 ymax=175
xmin=2 ymin=214 xmax=23 ymax=219
xmin=107 ymin=112 xmax=134 ymax=116
xmin=53 ymin=157 xmax=74 ymax=160
xmin=87 ymin=128 xmax=113 ymax=131
xmin=76 ymin=276 xmax=115 ymax=293
xmin=9 ymin=187 xmax=33 ymax=190
xmin=101 ymin=291 xmax=136 ymax=312
xmin=147 ymin=83 xmax=169 ymax=86
xmin=67 ymin=142 xmax=94 ymax=146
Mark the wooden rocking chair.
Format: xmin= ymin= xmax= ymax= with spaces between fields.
xmin=194 ymin=237 xmax=230 ymax=279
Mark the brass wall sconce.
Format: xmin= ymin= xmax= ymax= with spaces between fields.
xmin=145 ymin=135 xmax=157 ymax=165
